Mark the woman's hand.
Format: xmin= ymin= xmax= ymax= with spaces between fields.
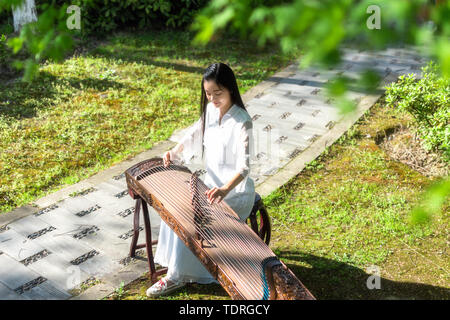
xmin=205 ymin=186 xmax=230 ymax=205
xmin=163 ymin=150 xmax=173 ymax=167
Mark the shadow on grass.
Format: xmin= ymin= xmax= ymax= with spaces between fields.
xmin=123 ymin=248 xmax=449 ymax=300
xmin=0 ymin=71 xmax=125 ymax=119
xmin=150 ymin=250 xmax=450 ymax=300
xmin=279 ymin=251 xmax=450 ymax=300
xmin=87 ymin=29 xmax=286 ymax=81
xmin=92 ymin=45 xmax=207 ymax=75
xmin=91 ymin=45 xmax=268 ymax=82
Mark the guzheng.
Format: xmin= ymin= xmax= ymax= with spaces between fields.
xmin=125 ymin=157 xmax=315 ymax=300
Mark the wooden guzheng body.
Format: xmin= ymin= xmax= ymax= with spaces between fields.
xmin=125 ymin=157 xmax=315 ymax=300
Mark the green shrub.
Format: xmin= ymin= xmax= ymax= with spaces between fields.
xmin=385 ymin=62 xmax=450 ymax=162
xmin=35 ymin=0 xmax=209 ymax=36
xmin=0 ymin=33 xmax=13 ymax=77
xmin=0 ymin=34 xmax=7 ymax=64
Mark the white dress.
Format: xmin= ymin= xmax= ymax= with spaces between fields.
xmin=154 ymin=102 xmax=256 ymax=284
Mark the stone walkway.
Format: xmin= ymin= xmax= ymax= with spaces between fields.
xmin=0 ymin=47 xmax=426 ymax=300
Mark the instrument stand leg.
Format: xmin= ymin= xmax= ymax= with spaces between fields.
xmin=128 ymin=196 xmax=167 ymax=284
xmin=141 ymin=200 xmax=158 ymax=283
xmin=129 ymin=198 xmax=142 ymax=258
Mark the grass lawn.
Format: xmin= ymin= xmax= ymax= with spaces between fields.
xmin=0 ymin=29 xmax=301 ymax=214
xmin=107 ymin=96 xmax=449 ymax=300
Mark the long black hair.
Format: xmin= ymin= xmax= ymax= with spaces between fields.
xmin=199 ymin=62 xmax=247 ymax=159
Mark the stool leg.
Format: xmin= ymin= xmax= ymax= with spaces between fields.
xmin=129 ymin=198 xmax=141 ymax=258
xmin=258 ymin=202 xmax=271 ymax=246
xmin=249 ymin=210 xmax=259 ymax=235
xmin=141 ymin=200 xmax=158 ymax=283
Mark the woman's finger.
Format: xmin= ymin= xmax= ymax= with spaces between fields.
xmin=207 ymin=189 xmax=213 ymax=201
xmin=208 ymin=188 xmax=217 ymax=203
xmin=163 ymin=152 xmax=170 ymax=167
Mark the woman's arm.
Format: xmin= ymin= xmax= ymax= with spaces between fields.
xmin=206 ymin=121 xmax=253 ymax=204
xmin=166 ymin=116 xmax=203 ymax=165
xmin=205 ymin=172 xmax=245 ymax=204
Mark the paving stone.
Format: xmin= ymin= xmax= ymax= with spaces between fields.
xmin=288 ymin=69 xmax=334 ymax=83
xmin=116 ymin=204 xmax=161 ymax=236
xmin=55 ymin=197 xmax=161 ymax=249
xmin=33 ymin=205 xmax=96 ymax=235
xmin=19 ymin=279 xmax=72 ymax=300
xmin=33 ymin=203 xmax=71 ymax=218
xmin=254 ymin=129 xmax=302 ymax=153
xmin=250 ymin=141 xmax=293 ymax=172
xmin=89 ymin=208 xmax=140 ymax=238
xmin=253 ymin=114 xmax=330 ymax=141
xmin=294 ymin=111 xmax=341 ymax=130
xmin=0 ymin=254 xmax=40 ymax=291
xmin=113 ymin=203 xmax=136 ymax=218
xmin=273 ymin=81 xmax=325 ymax=95
xmin=75 ymin=252 xmax=122 ymax=278
xmin=96 ymin=181 xmax=128 ymax=198
xmin=81 ymin=189 xmax=121 ymax=211
xmin=57 ymin=196 xmax=101 ymax=220
xmin=254 ymin=92 xmax=334 ymax=112
xmin=26 ymin=252 xmax=91 ymax=291
xmin=249 ymin=98 xmax=340 ymax=123
xmin=0 ymin=281 xmax=30 ymax=300
xmin=31 ymin=232 xmax=97 ymax=263
xmin=103 ymin=200 xmax=137 ymax=219
xmin=0 ymin=228 xmax=47 ymax=261
xmin=48 ymin=204 xmax=104 ymax=229
xmin=7 ymin=215 xmax=56 ymax=240
xmin=105 ymin=176 xmax=128 ymax=191
xmin=74 ymin=228 xmax=130 ymax=260
xmin=84 ymin=184 xmax=135 ymax=209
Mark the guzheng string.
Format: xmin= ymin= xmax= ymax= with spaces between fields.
xmin=189 ymin=169 xmax=270 ymax=298
xmin=138 ymin=164 xmax=267 ymax=299
xmin=136 ymin=162 xmax=276 ymax=299
xmin=138 ymin=165 xmax=265 ymax=299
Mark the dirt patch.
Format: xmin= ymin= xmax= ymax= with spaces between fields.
xmin=376 ymin=124 xmax=449 ymax=178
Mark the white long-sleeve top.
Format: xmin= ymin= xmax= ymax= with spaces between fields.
xmin=154 ymin=102 xmax=256 ymax=284
xmin=176 ymin=101 xmax=255 ymax=217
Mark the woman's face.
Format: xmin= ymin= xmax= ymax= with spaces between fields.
xmin=204 ymin=79 xmax=232 ymax=110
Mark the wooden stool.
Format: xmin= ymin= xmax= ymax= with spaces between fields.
xmin=128 ymin=194 xmax=167 ymax=284
xmin=247 ymin=193 xmax=271 ymax=245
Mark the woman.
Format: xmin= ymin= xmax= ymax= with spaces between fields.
xmin=146 ymin=62 xmax=255 ymax=297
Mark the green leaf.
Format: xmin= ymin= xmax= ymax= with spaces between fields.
xmin=7 ymin=36 xmax=24 ymax=54
xmin=190 ymin=15 xmax=214 ymax=46
xmin=326 ymin=76 xmax=349 ymax=97
xmin=22 ymin=59 xmax=39 ymax=83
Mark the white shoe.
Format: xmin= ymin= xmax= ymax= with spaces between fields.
xmin=146 ymin=277 xmax=185 ymax=298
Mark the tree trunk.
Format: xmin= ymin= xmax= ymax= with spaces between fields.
xmin=12 ymin=0 xmax=38 ymax=32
